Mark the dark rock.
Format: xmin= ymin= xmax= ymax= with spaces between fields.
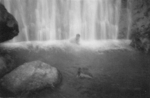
xmin=0 ymin=54 xmax=14 ymax=79
xmin=0 ymin=61 xmax=62 ymax=95
xmin=77 ymin=67 xmax=93 ymax=79
xmin=129 ymin=0 xmax=150 ymax=37
xmin=0 ymin=3 xmax=19 ymax=42
xmin=127 ymin=0 xmax=150 ymax=53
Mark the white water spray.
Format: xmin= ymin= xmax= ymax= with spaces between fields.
xmin=3 ymin=0 xmax=122 ymax=41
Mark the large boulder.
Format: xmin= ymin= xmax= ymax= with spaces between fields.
xmin=0 ymin=61 xmax=62 ymax=95
xmin=0 ymin=3 xmax=19 ymax=42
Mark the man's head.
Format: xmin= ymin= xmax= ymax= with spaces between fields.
xmin=76 ymin=34 xmax=80 ymax=39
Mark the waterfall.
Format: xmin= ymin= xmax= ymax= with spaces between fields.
xmin=2 ymin=0 xmax=122 ymax=41
xmin=127 ymin=0 xmax=132 ymax=39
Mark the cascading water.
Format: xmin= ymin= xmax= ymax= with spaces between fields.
xmin=2 ymin=0 xmax=122 ymax=42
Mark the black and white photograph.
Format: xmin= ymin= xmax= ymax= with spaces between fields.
xmin=0 ymin=0 xmax=149 ymax=98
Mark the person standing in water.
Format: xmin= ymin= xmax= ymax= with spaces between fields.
xmin=75 ymin=34 xmax=80 ymax=44
xmin=70 ymin=33 xmax=81 ymax=45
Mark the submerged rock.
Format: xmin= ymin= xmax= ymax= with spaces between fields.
xmin=0 ymin=3 xmax=19 ymax=42
xmin=77 ymin=67 xmax=93 ymax=79
xmin=0 ymin=61 xmax=62 ymax=95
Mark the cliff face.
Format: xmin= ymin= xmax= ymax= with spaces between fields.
xmin=126 ymin=0 xmax=150 ymax=52
xmin=119 ymin=0 xmax=150 ymax=38
xmin=130 ymin=0 xmax=150 ymax=36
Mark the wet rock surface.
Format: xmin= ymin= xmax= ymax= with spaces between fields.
xmin=0 ymin=3 xmax=19 ymax=42
xmin=0 ymin=60 xmax=62 ymax=95
xmin=129 ymin=0 xmax=150 ymax=52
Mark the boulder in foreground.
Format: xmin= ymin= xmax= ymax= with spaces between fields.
xmin=0 ymin=60 xmax=62 ymax=95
